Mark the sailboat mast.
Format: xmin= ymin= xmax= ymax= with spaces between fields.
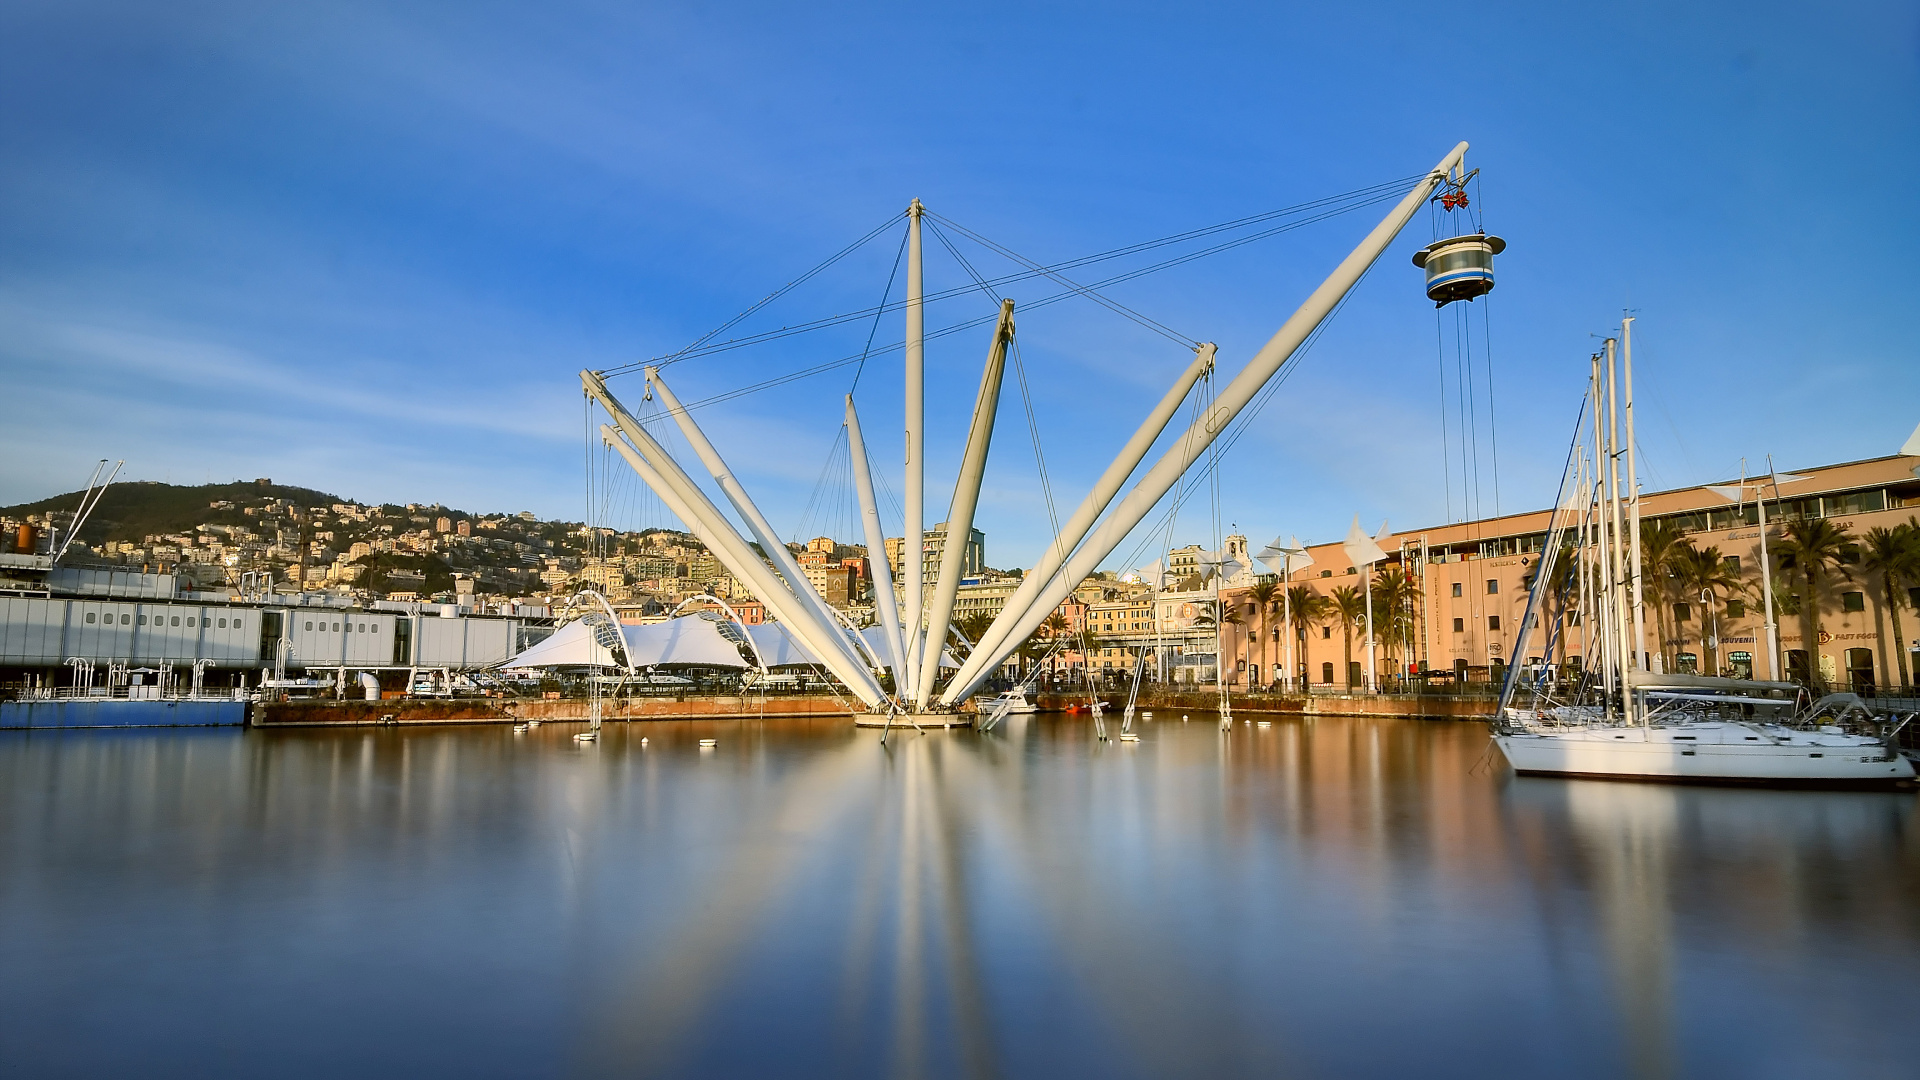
xmin=1589 ymin=355 xmax=1615 ymax=719
xmin=1622 ymin=317 xmax=1647 ymax=675
xmin=1760 ymin=455 xmax=1782 ymax=682
xmin=902 ymin=199 xmax=925 ymax=702
xmin=1603 ymin=337 xmax=1635 ymax=723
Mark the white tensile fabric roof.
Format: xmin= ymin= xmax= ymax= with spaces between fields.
xmin=503 ymin=615 xmax=961 ymax=672
xmin=504 ymin=617 xmax=749 ymax=671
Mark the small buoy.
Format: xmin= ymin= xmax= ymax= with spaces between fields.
xmin=1140 ymin=711 xmax=1153 ymax=721
xmin=698 ymin=738 xmax=717 ymax=749
xmin=1182 ymin=714 xmax=1189 ymax=722
xmin=640 ymin=737 xmax=649 ymax=746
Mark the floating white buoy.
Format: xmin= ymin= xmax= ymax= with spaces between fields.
xmin=698 ymin=738 xmax=717 ymax=749
xmin=1140 ymin=711 xmax=1153 ymax=721
xmin=640 ymin=737 xmax=649 ymax=746
xmin=1182 ymin=714 xmax=1189 ymax=722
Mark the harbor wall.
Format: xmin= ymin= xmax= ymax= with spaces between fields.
xmin=1037 ymin=690 xmax=1494 ymax=722
xmin=253 ymin=695 xmax=856 ymax=727
xmin=0 ymin=699 xmax=248 ymax=729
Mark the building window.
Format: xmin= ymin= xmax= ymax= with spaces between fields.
xmin=1321 ymin=570 xmax=1332 ymax=578
xmin=370 ymin=624 xmax=378 ymax=633
xmin=137 ymin=615 xmax=146 ymax=625
xmin=1452 ymin=583 xmax=1462 ymax=598
xmin=1723 ymin=555 xmax=1741 ymax=574
xmin=219 ymin=619 xmax=227 ymax=628
xmin=1488 ymin=615 xmax=1502 ymax=631
xmin=1674 ymin=603 xmax=1691 ymax=622
xmin=171 ymin=616 xmax=180 ymax=626
xmin=1486 ymin=579 xmax=1499 ymax=595
xmin=1725 ymin=600 xmax=1746 ymax=619
xmin=1321 ymin=662 xmax=1334 ymax=684
xmin=1452 ymin=618 xmax=1464 ymax=633
xmin=1345 ymin=567 xmax=1357 ymax=575
xmin=1321 ymin=626 xmax=1331 ymax=639
xmin=305 ymin=621 xmax=314 ymax=631
xmin=85 ymin=612 xmax=96 ymax=624
xmin=186 ymin=618 xmax=194 ymax=627
xmin=122 ymin=614 xmax=130 ymax=625
xmin=1842 ymin=591 xmax=1865 ymax=612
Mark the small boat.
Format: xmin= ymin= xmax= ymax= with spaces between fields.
xmin=974 ymin=688 xmax=1037 ymax=715
xmin=573 ymin=730 xmax=597 ymax=742
xmin=1140 ymin=711 xmax=1153 ymax=721
xmin=698 ymin=738 xmax=717 ymax=749
xmin=1118 ymin=732 xmax=1140 ymax=743
xmin=526 ymin=719 xmax=542 ymax=728
xmin=1256 ymin=720 xmax=1271 ymax=728
xmin=512 ymin=723 xmax=528 ymax=734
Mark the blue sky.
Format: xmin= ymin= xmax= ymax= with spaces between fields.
xmin=2 ymin=1 xmax=1916 ymax=568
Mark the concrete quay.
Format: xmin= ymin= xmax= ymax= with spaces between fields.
xmin=1036 ymin=689 xmax=1496 ymax=722
xmin=252 ymin=694 xmax=858 ymax=727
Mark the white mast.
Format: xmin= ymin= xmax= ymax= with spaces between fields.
xmin=1760 ymin=456 xmax=1784 ymax=681
xmin=959 ymin=344 xmax=1215 ymax=681
xmin=1603 ymin=337 xmax=1636 ymax=721
xmin=1589 ymin=354 xmax=1616 ymax=719
xmin=646 ymin=366 xmax=850 ymax=666
xmin=1622 ymin=316 xmax=1647 ymax=674
xmin=847 ymin=396 xmax=908 ymax=690
xmin=591 ymin=418 xmax=886 ymax=708
xmin=940 ymin=141 xmax=1471 ymax=706
xmin=902 ymin=199 xmax=926 ymax=701
xmin=914 ymin=299 xmax=1014 ymax=709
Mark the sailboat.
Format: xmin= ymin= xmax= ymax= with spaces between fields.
xmin=1491 ymin=321 xmax=1914 ymax=786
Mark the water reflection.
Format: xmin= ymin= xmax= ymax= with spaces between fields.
xmin=1 ymin=717 xmax=1917 ymax=1078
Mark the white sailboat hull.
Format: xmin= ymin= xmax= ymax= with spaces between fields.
xmin=1495 ymin=724 xmax=1914 ymax=785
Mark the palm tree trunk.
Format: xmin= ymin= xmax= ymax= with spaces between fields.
xmin=1342 ymin=628 xmax=1354 ymax=691
xmin=1886 ymin=571 xmax=1911 ymax=692
xmin=1804 ymin=569 xmax=1822 ymax=690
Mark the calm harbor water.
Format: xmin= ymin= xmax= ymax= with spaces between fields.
xmin=2 ymin=713 xmax=1917 ymax=1079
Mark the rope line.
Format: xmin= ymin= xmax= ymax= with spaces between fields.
xmin=597 ymin=175 xmax=1421 ymax=378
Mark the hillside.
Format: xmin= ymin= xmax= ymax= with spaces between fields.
xmin=0 ymin=480 xmax=343 ymax=546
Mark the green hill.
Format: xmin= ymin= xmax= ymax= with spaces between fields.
xmin=0 ymin=480 xmax=342 ymax=547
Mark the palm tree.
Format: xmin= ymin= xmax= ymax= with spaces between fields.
xmin=1287 ymin=585 xmax=1331 ymax=688
xmin=1247 ymin=580 xmax=1280 ymax=690
xmin=1861 ymin=521 xmax=1920 ymax=692
xmin=1638 ymin=519 xmax=1690 ymax=671
xmin=1775 ymin=517 xmax=1855 ymax=690
xmin=1219 ymin=604 xmax=1244 ymax=688
xmin=1331 ymin=585 xmax=1366 ymax=690
xmin=1674 ymin=544 xmax=1743 ymax=675
xmin=1370 ymin=566 xmax=1422 ymax=686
